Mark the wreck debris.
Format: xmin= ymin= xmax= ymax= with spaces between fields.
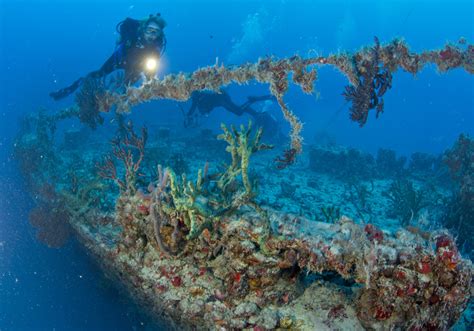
xmin=11 ymin=39 xmax=474 ymax=330
xmin=97 ymin=39 xmax=474 ymax=163
xmin=77 ymin=206 xmax=473 ymax=330
xmin=94 ymin=123 xmax=472 ymax=330
xmin=13 ymin=116 xmax=474 ymax=329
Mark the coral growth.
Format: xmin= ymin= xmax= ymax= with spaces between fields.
xmin=444 ymin=134 xmax=474 ymax=196
xmin=320 ymin=205 xmax=341 ymax=223
xmin=345 ymin=181 xmax=374 ymax=222
xmin=309 ymin=145 xmax=375 ymax=180
xmin=216 ymin=122 xmax=273 ymax=195
xmin=110 ymin=209 xmax=472 ymax=330
xmin=355 ymin=229 xmax=471 ymax=330
xmin=442 ymin=134 xmax=474 ymax=254
xmin=97 ymin=121 xmax=148 ymax=194
xmin=13 ymin=117 xmax=474 ymax=330
xmin=274 ymin=147 xmax=297 ymax=169
xmin=74 ymin=77 xmax=106 ymax=129
xmin=382 ymin=179 xmax=429 ymax=226
xmin=145 ymin=122 xmax=272 ymax=255
xmin=28 ymin=184 xmax=72 ymax=248
xmin=376 ymin=148 xmax=406 ymax=178
xmin=13 ymin=109 xmax=64 ymax=189
xmin=408 ymin=152 xmax=439 ymax=175
xmin=98 ymin=127 xmax=472 ymax=330
xmin=96 ymin=39 xmax=473 ymax=163
xmin=342 ymin=37 xmax=393 ymax=126
xmin=12 ymin=39 xmax=474 ymax=330
xmin=168 ymin=152 xmax=189 ymax=175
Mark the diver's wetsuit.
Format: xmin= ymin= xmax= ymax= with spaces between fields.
xmin=50 ymin=31 xmax=164 ymax=101
xmin=187 ymin=90 xmax=275 ymax=118
xmin=90 ymin=43 xmax=162 ymax=83
xmin=185 ymin=90 xmax=282 ymax=140
xmin=188 ymin=91 xmax=257 ymax=117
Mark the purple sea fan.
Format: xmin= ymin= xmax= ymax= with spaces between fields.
xmin=29 ymin=199 xmax=72 ymax=248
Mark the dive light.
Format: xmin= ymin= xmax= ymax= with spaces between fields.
xmin=145 ymin=57 xmax=159 ymax=72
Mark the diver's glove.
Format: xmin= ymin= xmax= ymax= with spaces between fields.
xmin=49 ymin=77 xmax=84 ymax=101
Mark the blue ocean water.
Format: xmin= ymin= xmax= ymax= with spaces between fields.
xmin=0 ymin=0 xmax=473 ymax=330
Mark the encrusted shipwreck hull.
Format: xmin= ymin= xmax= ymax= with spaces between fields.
xmin=70 ymin=206 xmax=472 ymax=330
xmin=15 ymin=39 xmax=474 ymax=330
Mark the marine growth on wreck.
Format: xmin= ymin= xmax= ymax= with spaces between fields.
xmin=13 ymin=37 xmax=474 ymax=330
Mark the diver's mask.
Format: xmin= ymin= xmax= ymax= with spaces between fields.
xmin=143 ymin=22 xmax=161 ymax=43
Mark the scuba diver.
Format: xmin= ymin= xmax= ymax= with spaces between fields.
xmin=50 ymin=14 xmax=166 ymax=101
xmin=183 ymin=89 xmax=284 ymax=141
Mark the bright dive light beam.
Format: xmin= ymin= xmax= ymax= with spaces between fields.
xmin=145 ymin=57 xmax=159 ymax=71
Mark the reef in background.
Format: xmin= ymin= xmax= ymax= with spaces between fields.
xmin=12 ymin=39 xmax=474 ymax=330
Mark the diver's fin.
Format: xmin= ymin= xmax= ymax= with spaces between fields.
xmin=49 ymin=77 xmax=84 ymax=101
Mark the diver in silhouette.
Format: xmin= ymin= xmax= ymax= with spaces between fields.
xmin=183 ymin=90 xmax=283 ymax=140
xmin=50 ymin=14 xmax=167 ymax=101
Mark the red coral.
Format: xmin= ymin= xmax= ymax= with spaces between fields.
xmin=419 ymin=262 xmax=431 ymax=274
xmin=436 ymin=234 xmax=453 ymax=249
xmin=417 ymin=256 xmax=432 ymax=274
xmin=435 ymin=234 xmax=460 ymax=269
xmin=439 ymin=48 xmax=455 ymax=61
xmin=160 ymin=266 xmax=170 ymax=278
xmin=406 ymin=285 xmax=418 ymax=296
xmin=395 ymin=288 xmax=405 ymax=297
xmin=233 ymin=272 xmax=242 ymax=283
xmin=170 ymin=276 xmax=182 ymax=287
xmin=155 ymin=284 xmax=167 ymax=293
xmin=327 ymin=304 xmax=347 ymax=320
xmin=393 ymin=269 xmax=406 ymax=280
xmin=429 ymin=294 xmax=440 ymax=305
xmin=137 ymin=204 xmax=150 ymax=215
xmin=439 ymin=249 xmax=459 ymax=270
xmin=374 ymin=306 xmax=392 ymax=320
xmin=418 ymin=261 xmax=431 ymax=274
xmin=364 ymin=224 xmax=384 ymax=243
xmin=96 ymin=121 xmax=148 ymax=193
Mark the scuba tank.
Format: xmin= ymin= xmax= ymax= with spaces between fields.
xmin=115 ymin=17 xmax=141 ymax=47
